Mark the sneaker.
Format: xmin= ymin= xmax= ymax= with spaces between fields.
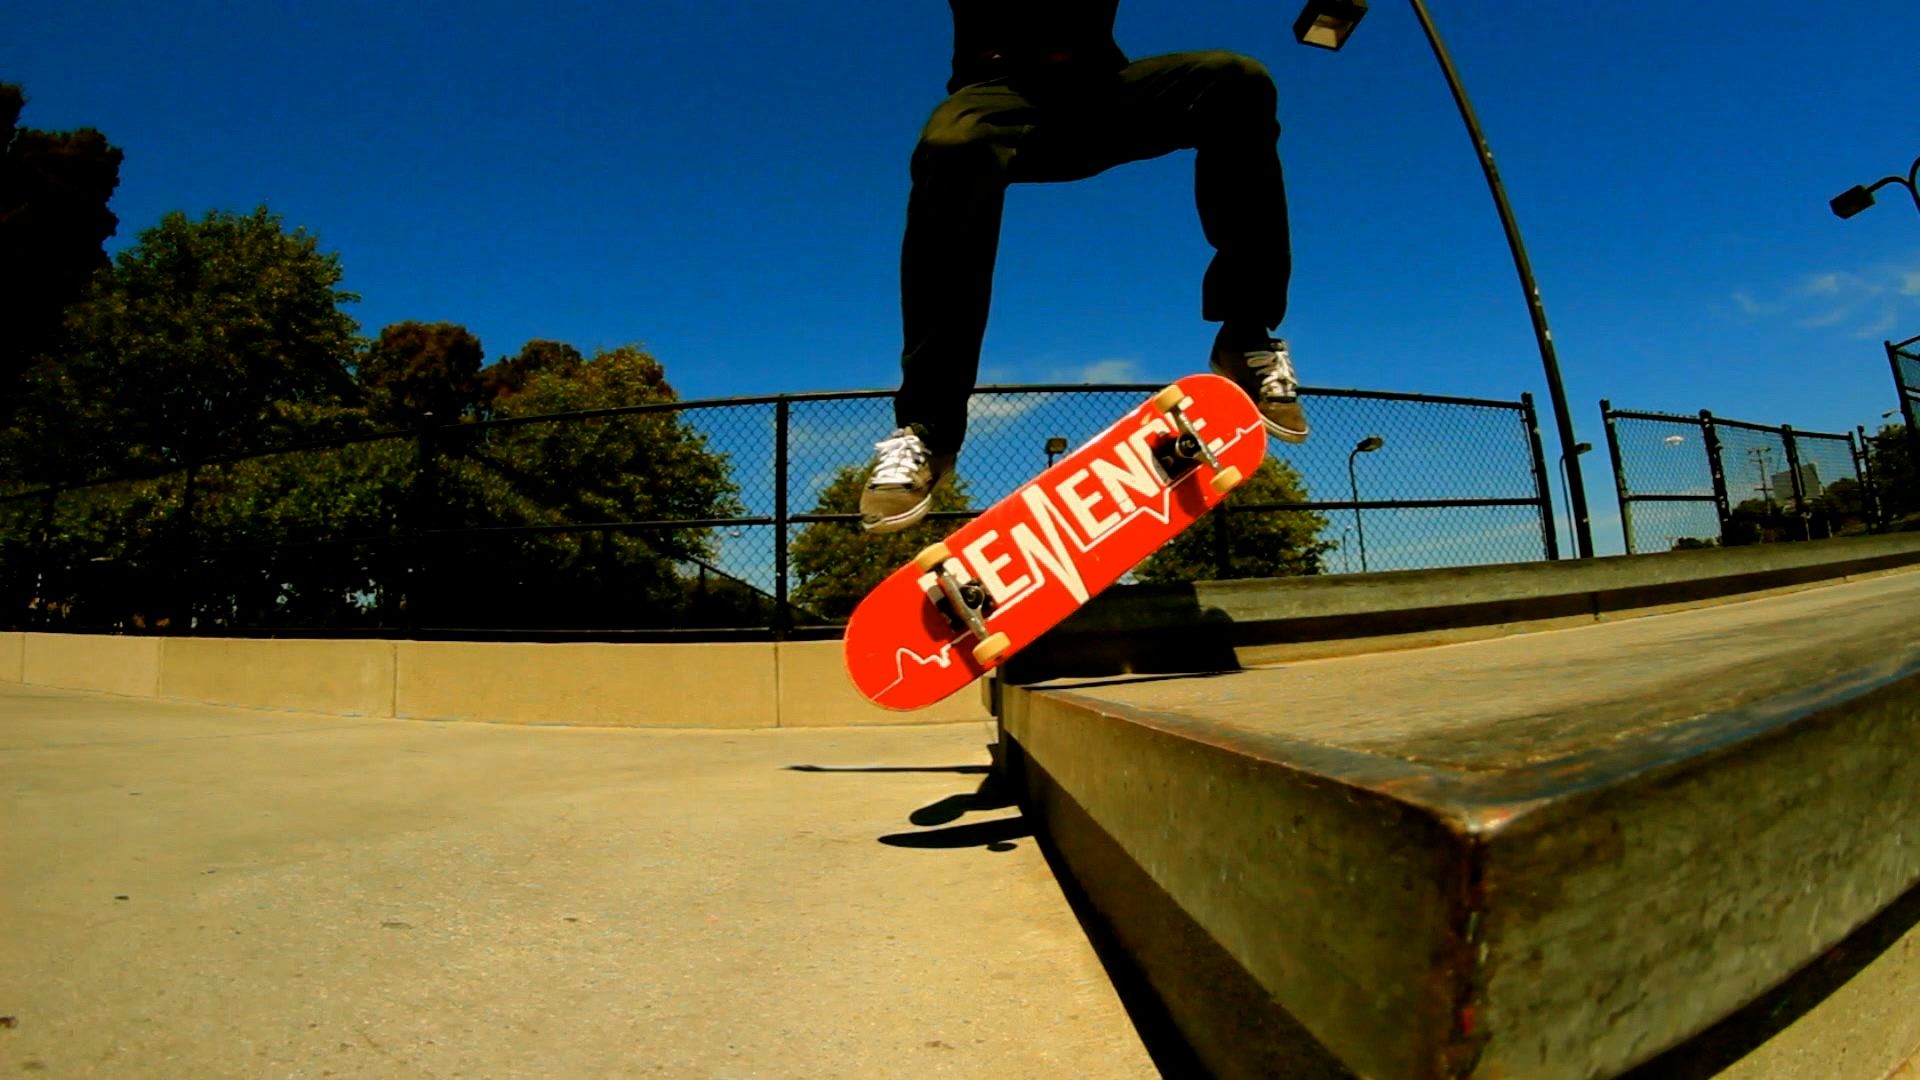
xmin=859 ymin=426 xmax=954 ymax=534
xmin=1211 ymin=335 xmax=1309 ymax=443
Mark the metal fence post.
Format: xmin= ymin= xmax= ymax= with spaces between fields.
xmin=34 ymin=489 xmax=57 ymax=629
xmin=1780 ymin=425 xmax=1810 ymax=540
xmin=177 ymin=461 xmax=198 ymax=633
xmin=1213 ymin=500 xmax=1233 ymax=578
xmin=773 ymin=397 xmax=792 ymax=636
xmin=1890 ymin=340 xmax=1920 ymax=511
xmin=1599 ymin=399 xmax=1634 ymax=555
xmin=409 ymin=421 xmax=438 ymax=633
xmin=1856 ymin=425 xmax=1884 ymax=527
xmin=1520 ymin=393 xmax=1560 ymax=560
xmin=1700 ymin=411 xmax=1732 ymax=545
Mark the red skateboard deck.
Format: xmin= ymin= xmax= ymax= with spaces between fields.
xmin=842 ymin=373 xmax=1267 ymax=710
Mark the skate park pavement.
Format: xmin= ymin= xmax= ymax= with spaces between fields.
xmin=0 ymin=684 xmax=1157 ymax=1078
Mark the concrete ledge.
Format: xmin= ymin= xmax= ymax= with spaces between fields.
xmin=0 ymin=631 xmax=21 ymax=683
xmin=0 ymin=634 xmax=991 ymax=728
xmin=159 ymin=637 xmax=395 ymax=717
xmin=774 ymin=640 xmax=991 ymax=727
xmin=21 ymin=632 xmax=161 ymax=698
xmin=394 ymin=640 xmax=778 ymax=727
xmin=1004 ymin=531 xmax=1920 ymax=681
xmin=1002 ymin=569 xmax=1920 ymax=1077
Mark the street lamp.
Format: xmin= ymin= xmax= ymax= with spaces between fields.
xmin=1294 ymin=0 xmax=1595 ymax=559
xmin=1830 ymin=154 xmax=1920 ymax=220
xmin=1044 ymin=436 xmax=1068 ymax=467
xmin=1348 ymin=434 xmax=1384 ymax=572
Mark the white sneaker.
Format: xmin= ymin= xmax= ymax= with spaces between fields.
xmin=859 ymin=427 xmax=953 ymax=534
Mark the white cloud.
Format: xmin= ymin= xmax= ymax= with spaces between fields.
xmin=1038 ymin=356 xmax=1143 ymax=384
xmin=1733 ymin=262 xmax=1920 ymax=339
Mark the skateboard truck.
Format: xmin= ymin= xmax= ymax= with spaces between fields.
xmin=1151 ymin=385 xmax=1245 ymax=495
xmin=914 ymin=542 xmax=1011 ymax=666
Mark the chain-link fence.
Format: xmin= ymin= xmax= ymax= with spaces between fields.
xmin=1 ymin=383 xmax=1557 ymax=638
xmin=1601 ymin=401 xmax=1874 ymax=553
xmin=1887 ymin=335 xmax=1920 ymax=517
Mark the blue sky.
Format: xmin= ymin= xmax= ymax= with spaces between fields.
xmin=8 ymin=1 xmax=1920 ymax=558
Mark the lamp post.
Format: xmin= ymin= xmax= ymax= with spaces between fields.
xmin=1044 ymin=436 xmax=1068 ymax=468
xmin=1348 ymin=434 xmax=1384 ymax=572
xmin=1830 ymin=155 xmax=1920 ymax=220
xmin=1294 ymin=0 xmax=1595 ymax=559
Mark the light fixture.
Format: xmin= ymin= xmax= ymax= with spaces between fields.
xmin=1293 ymin=0 xmax=1369 ymax=50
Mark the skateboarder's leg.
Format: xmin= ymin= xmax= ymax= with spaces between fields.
xmin=1098 ymin=51 xmax=1292 ymax=328
xmin=1097 ymin=52 xmax=1308 ymax=440
xmin=896 ymin=82 xmax=1029 ymax=459
xmin=866 ymin=84 xmax=1029 ymax=533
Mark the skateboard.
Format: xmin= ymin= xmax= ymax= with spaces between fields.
xmin=842 ymin=373 xmax=1268 ymax=710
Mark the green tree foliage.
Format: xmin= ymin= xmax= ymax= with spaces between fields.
xmin=789 ymin=465 xmax=975 ymax=622
xmin=478 ymin=339 xmax=583 ymax=408
xmin=42 ymin=206 xmax=361 ymax=479
xmin=0 ymin=83 xmax=124 ymax=427
xmin=1868 ymin=422 xmax=1915 ymax=520
xmin=416 ymin=344 xmax=748 ymax=629
xmin=1135 ymin=457 xmax=1332 ymax=582
xmin=358 ymin=321 xmax=485 ymax=426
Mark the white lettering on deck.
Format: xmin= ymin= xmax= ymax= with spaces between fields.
xmin=1012 ymin=486 xmax=1089 ymax=605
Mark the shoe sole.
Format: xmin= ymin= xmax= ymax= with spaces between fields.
xmin=1212 ymin=360 xmax=1310 ymax=444
xmin=1264 ymin=418 xmax=1310 ymax=444
xmin=861 ymin=492 xmax=934 ymax=534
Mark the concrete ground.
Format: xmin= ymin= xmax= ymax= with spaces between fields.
xmin=0 ymin=684 xmax=1156 ymax=1079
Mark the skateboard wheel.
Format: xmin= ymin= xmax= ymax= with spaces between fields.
xmin=1151 ymin=385 xmax=1185 ymax=414
xmin=972 ymin=632 xmax=1011 ymax=667
xmin=1210 ymin=466 xmax=1243 ymax=495
xmin=914 ymin=542 xmax=952 ymax=572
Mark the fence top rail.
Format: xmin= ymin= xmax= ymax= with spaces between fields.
xmin=1892 ymin=333 xmax=1920 ymax=353
xmin=1604 ymin=406 xmax=1702 ymax=424
xmin=1704 ymin=413 xmax=1851 ymax=441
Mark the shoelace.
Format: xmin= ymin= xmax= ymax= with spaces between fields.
xmin=870 ymin=429 xmax=929 ymax=486
xmin=1246 ymin=345 xmax=1298 ymax=400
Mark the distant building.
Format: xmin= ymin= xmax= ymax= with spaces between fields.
xmin=1770 ymin=463 xmax=1822 ymax=502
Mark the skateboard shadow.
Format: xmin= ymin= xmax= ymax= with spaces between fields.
xmin=880 ymin=769 xmax=1029 ymax=852
xmin=1001 ymin=583 xmax=1242 ymax=684
xmin=785 ymin=762 xmax=1029 ymax=851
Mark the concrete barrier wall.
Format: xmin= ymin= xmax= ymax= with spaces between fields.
xmin=160 ymin=637 xmax=396 ymax=717
xmin=22 ymin=632 xmax=161 ymax=697
xmin=0 ymin=633 xmax=992 ymax=728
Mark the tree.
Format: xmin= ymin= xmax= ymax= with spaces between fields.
xmin=358 ymin=321 xmax=485 ymax=426
xmin=1867 ymin=423 xmax=1915 ymax=520
xmin=789 ymin=466 xmax=976 ymax=622
xmin=416 ymin=344 xmax=748 ymax=629
xmin=1136 ymin=457 xmax=1332 ymax=582
xmin=41 ymin=206 xmax=361 ymax=479
xmin=478 ymin=339 xmax=583 ymax=408
xmin=0 ymin=83 xmax=124 ymax=428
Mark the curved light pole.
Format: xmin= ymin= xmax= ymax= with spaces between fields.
xmin=1831 ymin=155 xmax=1920 ymax=220
xmin=1348 ymin=434 xmax=1384 ymax=571
xmin=1294 ymin=0 xmax=1595 ymax=558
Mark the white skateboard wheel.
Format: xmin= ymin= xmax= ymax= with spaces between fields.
xmin=1151 ymin=384 xmax=1184 ymax=414
xmin=914 ymin=542 xmax=951 ymax=572
xmin=1210 ymin=466 xmax=1243 ymax=495
xmin=972 ymin=632 xmax=1011 ymax=666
